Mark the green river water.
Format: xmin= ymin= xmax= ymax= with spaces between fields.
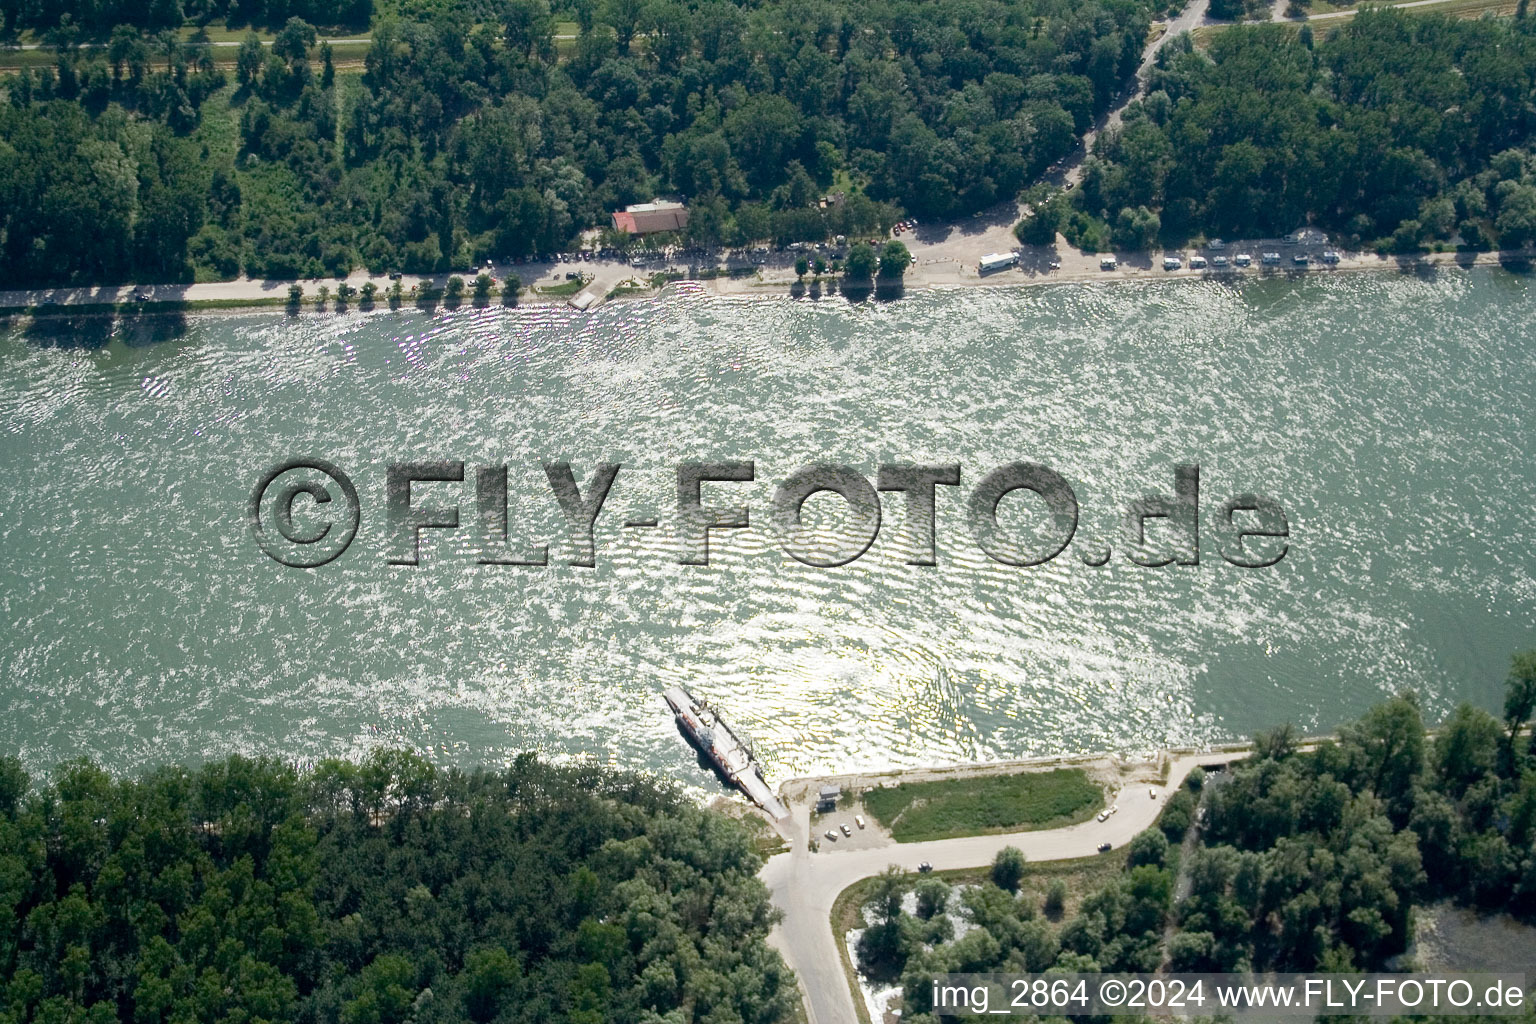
xmin=1 ymin=268 xmax=1532 ymax=786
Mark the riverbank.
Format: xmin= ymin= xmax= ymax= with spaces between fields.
xmin=2 ymin=242 xmax=1527 ymax=323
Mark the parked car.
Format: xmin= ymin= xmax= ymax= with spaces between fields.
xmin=825 ymin=830 xmax=838 ymax=842
xmin=1234 ymin=253 xmax=1253 ymax=267
xmin=918 ymin=862 xmax=933 ymax=873
xmin=1097 ymin=842 xmax=1113 ymax=853
xmin=1212 ymin=255 xmax=1230 ymax=267
xmin=855 ymin=815 xmax=866 ymax=829
xmin=1162 ymin=256 xmax=1182 ymax=271
xmin=1261 ymin=251 xmax=1282 ymax=264
xmin=1322 ymin=250 xmax=1341 ymax=264
xmin=1097 ymin=809 xmax=1111 ymax=822
xmin=1189 ymin=255 xmax=1207 ymax=269
xmin=1150 ymin=788 xmax=1158 ymax=800
xmin=840 ymin=823 xmax=852 ymax=837
xmin=1292 ymin=253 xmax=1310 ymax=265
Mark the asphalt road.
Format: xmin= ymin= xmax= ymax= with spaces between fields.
xmin=759 ymin=752 xmax=1235 ymax=1024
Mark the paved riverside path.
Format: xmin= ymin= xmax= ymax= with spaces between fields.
xmin=758 ymin=752 xmax=1236 ymax=1024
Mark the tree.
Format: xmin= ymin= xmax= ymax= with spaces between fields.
xmin=473 ymin=272 xmax=493 ymax=298
xmin=1168 ymin=930 xmax=1219 ymax=971
xmin=1496 ymin=184 xmax=1536 ymax=248
xmin=1016 ymin=200 xmax=1063 ymax=246
xmin=462 ymin=947 xmax=522 ymax=1022
xmin=1044 ymin=878 xmax=1068 ymax=919
xmin=1161 ymin=787 xmax=1195 ymax=842
xmin=914 ymin=878 xmax=950 ymax=919
xmin=446 ymin=275 xmax=465 ymax=298
xmin=1505 ymin=650 xmax=1536 ymax=747
xmin=501 ymin=274 xmax=522 ymax=304
xmin=1339 ymin=692 xmax=1425 ymax=822
xmin=1435 ymin=704 xmax=1503 ymax=797
xmin=342 ymin=954 xmax=418 ymax=1024
xmin=794 ymin=256 xmax=808 ymax=279
xmin=107 ymin=25 xmax=149 ymax=86
xmin=1127 ymin=829 xmax=1170 ymax=869
xmin=503 ymin=0 xmax=555 ymax=59
xmin=236 ymin=31 xmax=264 ymax=88
xmin=1112 ymin=205 xmax=1160 ymax=250
xmin=844 ymin=242 xmax=877 ymax=281
xmin=857 ymin=866 xmax=913 ymax=981
xmin=0 ymin=756 xmax=26 ymax=818
xmin=991 ymin=846 xmax=1027 ymax=891
xmin=273 ymin=18 xmax=317 ymax=66
xmin=878 ymin=239 xmax=912 ymax=279
xmin=1254 ymin=723 xmax=1298 ymax=761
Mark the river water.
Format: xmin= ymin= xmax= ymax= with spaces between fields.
xmin=1 ymin=269 xmax=1532 ymax=784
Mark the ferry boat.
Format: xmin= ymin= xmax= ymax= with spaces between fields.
xmin=663 ymin=687 xmax=789 ymax=820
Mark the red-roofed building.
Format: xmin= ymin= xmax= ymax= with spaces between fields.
xmin=612 ymin=201 xmax=689 ymax=235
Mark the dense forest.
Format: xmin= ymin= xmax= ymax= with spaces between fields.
xmin=0 ymin=752 xmax=796 ymax=1024
xmin=863 ymin=652 xmax=1536 ymax=1024
xmin=0 ymin=0 xmax=1153 ymax=285
xmin=1022 ymin=11 xmax=1536 ymax=253
xmin=0 ymin=0 xmax=373 ymax=36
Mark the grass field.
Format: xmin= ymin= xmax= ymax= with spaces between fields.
xmin=861 ymin=767 xmax=1103 ymax=843
xmin=535 ymin=277 xmax=588 ymax=297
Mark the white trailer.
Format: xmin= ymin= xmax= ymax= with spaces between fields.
xmin=978 ymin=252 xmax=1018 ymax=274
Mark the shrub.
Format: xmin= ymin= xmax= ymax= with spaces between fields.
xmin=992 ymin=846 xmax=1027 ymax=891
xmin=1044 ymin=878 xmax=1068 ymax=919
xmin=1161 ymin=788 xmax=1196 ymax=843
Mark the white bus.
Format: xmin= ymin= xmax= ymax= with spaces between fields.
xmin=978 ymin=252 xmax=1018 ymax=274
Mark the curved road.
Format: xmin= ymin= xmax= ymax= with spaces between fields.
xmin=759 ymin=752 xmax=1234 ymax=1024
